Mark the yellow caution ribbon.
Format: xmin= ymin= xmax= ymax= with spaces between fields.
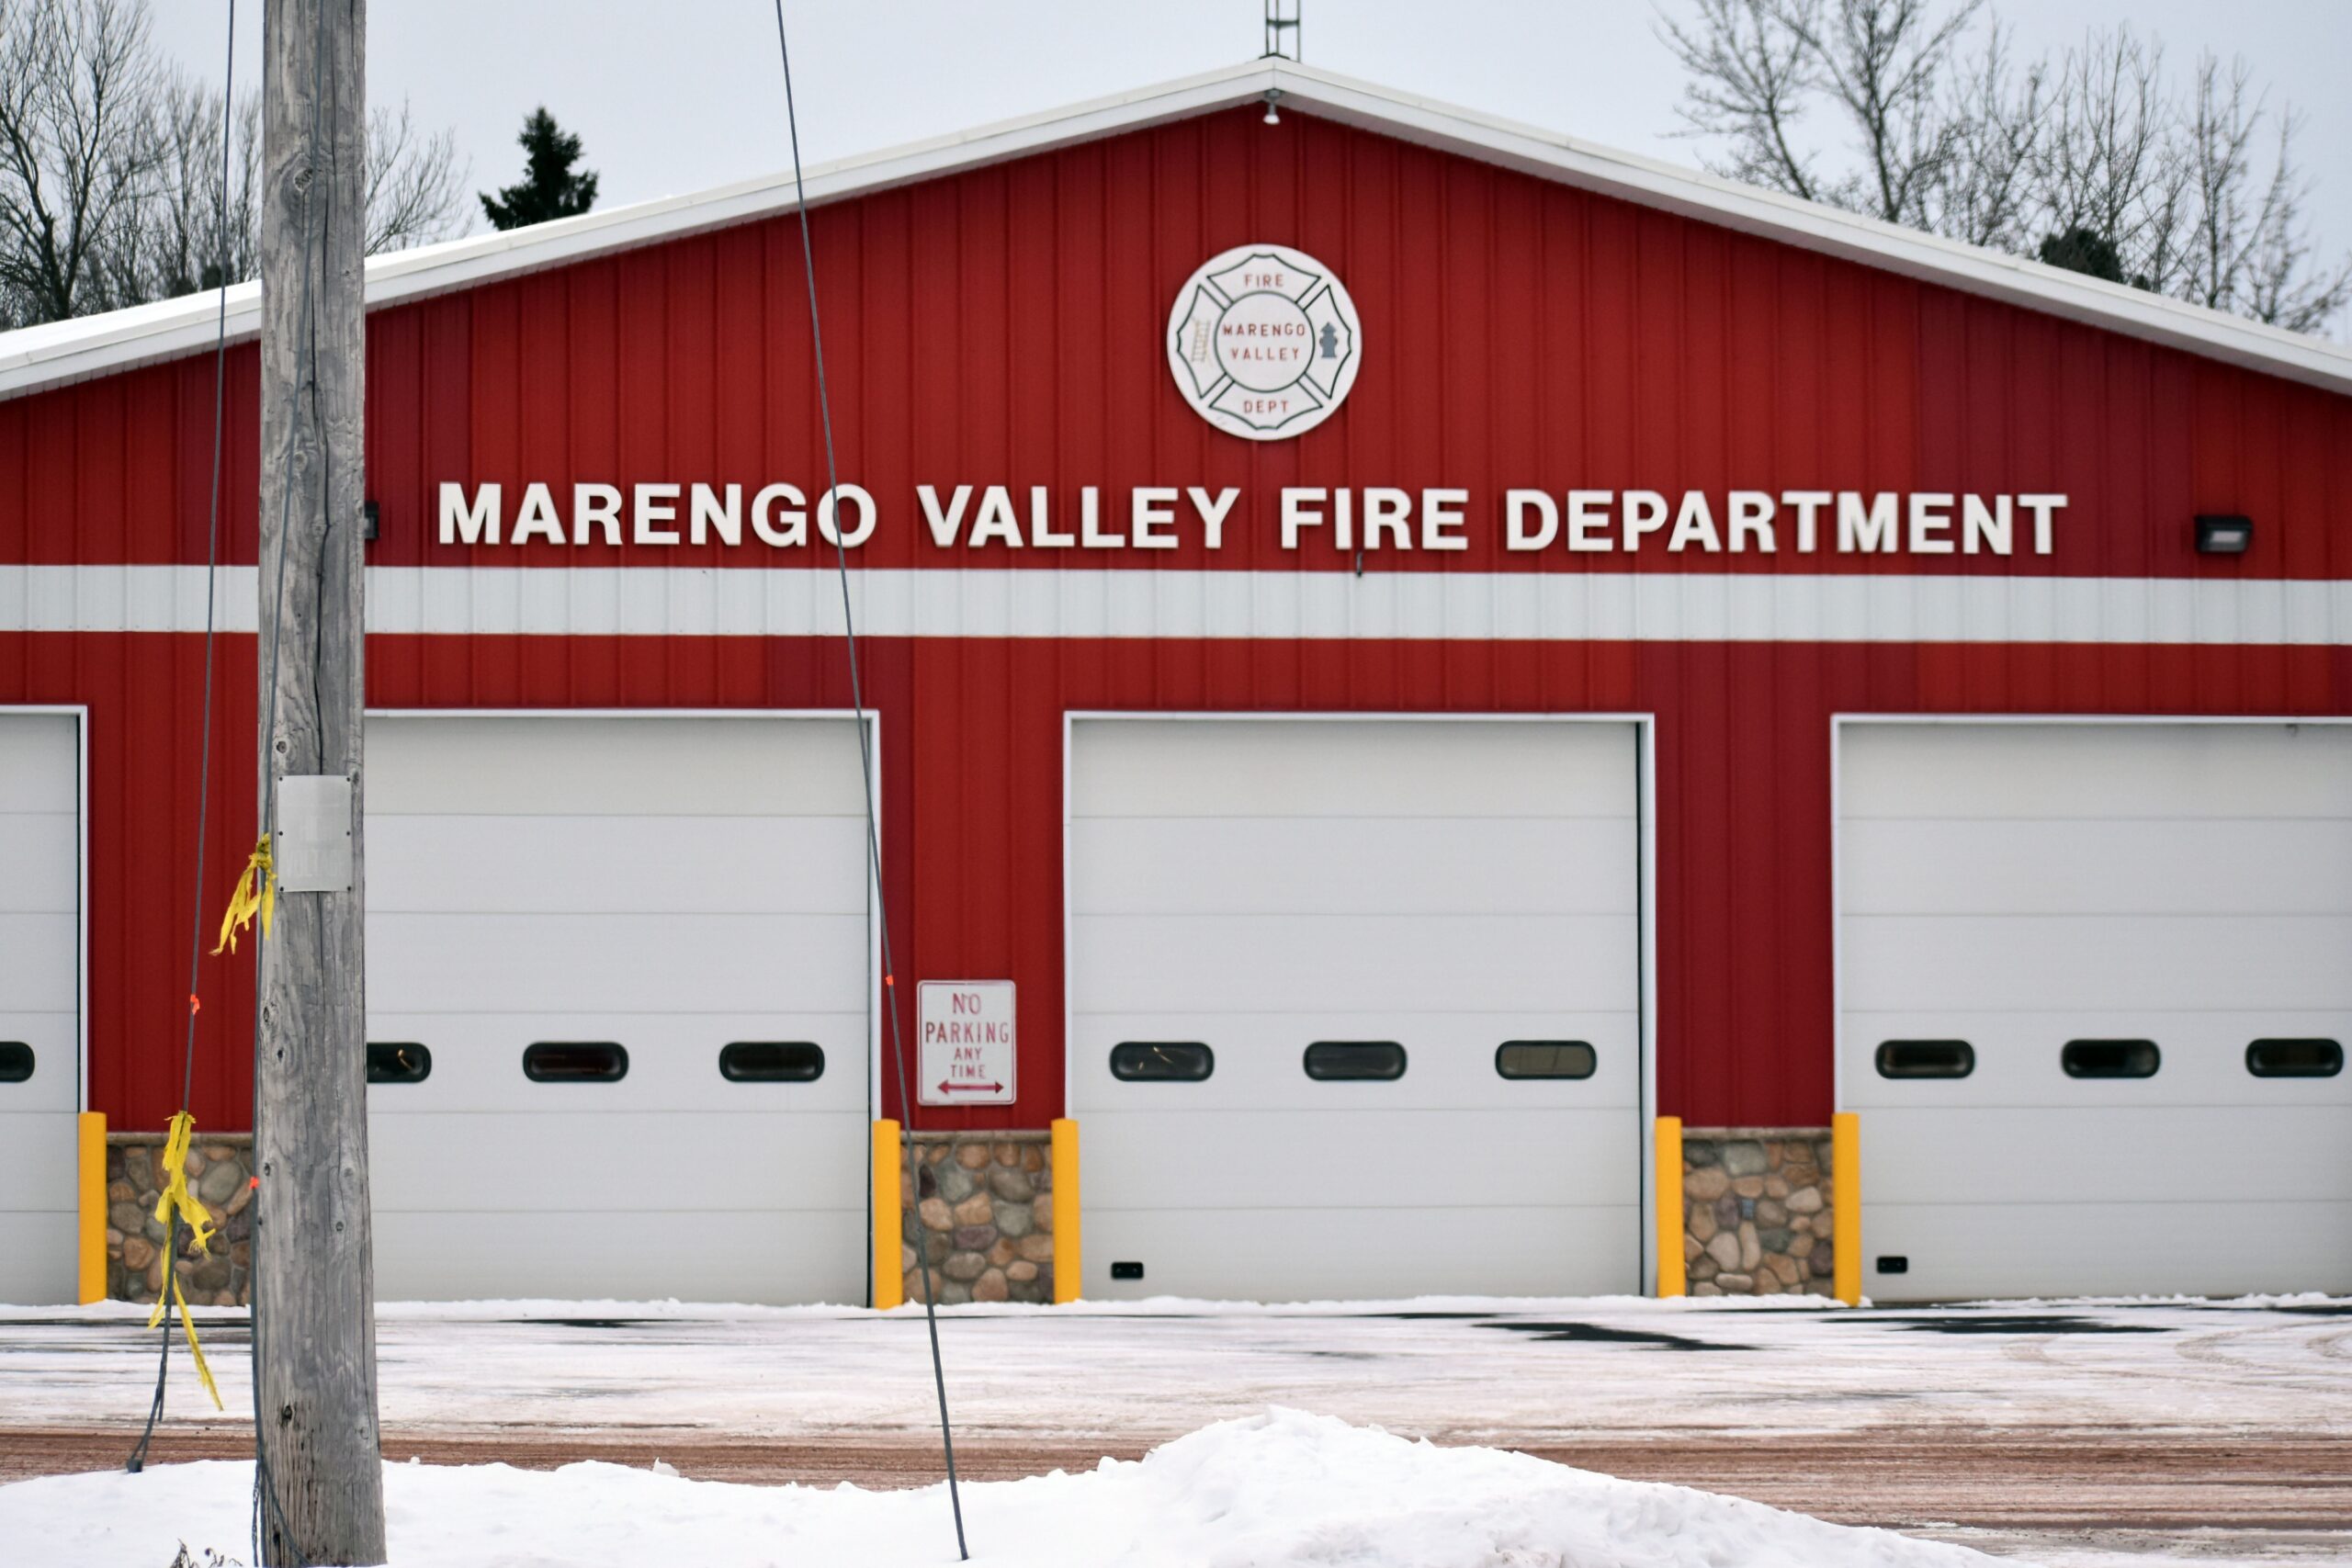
xmin=145 ymin=1111 xmax=224 ymax=1410
xmin=212 ymin=835 xmax=275 ymax=955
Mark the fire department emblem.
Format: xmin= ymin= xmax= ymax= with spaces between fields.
xmin=1167 ymin=243 xmax=1360 ymax=440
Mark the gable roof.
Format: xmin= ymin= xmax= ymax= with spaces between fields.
xmin=5 ymin=58 xmax=2350 ymax=400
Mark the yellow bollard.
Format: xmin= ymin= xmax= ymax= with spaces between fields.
xmin=77 ymin=1112 xmax=106 ymax=1304
xmin=1654 ymin=1117 xmax=1685 ymax=1297
xmin=1050 ymin=1119 xmax=1080 ymax=1303
xmin=872 ymin=1120 xmax=904 ymax=1310
xmin=1832 ymin=1111 xmax=1861 ymax=1305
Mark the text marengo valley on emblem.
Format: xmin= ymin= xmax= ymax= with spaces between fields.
xmin=1167 ymin=244 xmax=1362 ymax=441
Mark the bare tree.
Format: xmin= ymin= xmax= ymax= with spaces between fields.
xmin=2176 ymin=55 xmax=2350 ymax=332
xmin=0 ymin=0 xmax=161 ymax=325
xmin=364 ymin=101 xmax=465 ymax=254
xmin=1657 ymin=0 xmax=2352 ymax=336
xmin=0 ymin=0 xmax=468 ymax=327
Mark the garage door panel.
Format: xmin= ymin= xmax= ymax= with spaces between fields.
xmin=1842 ymin=818 xmax=2352 ymax=916
xmin=0 ymin=716 xmax=75 ymax=809
xmin=0 ymin=915 xmax=75 ymax=1011
xmin=1082 ymin=1205 xmax=1638 ymax=1303
xmin=368 ymin=911 xmax=868 ymax=1014
xmin=368 ymin=716 xmax=868 ymax=817
xmin=1084 ymin=1106 xmax=1638 ymax=1209
xmin=365 ymin=715 xmax=870 ymax=1303
xmin=1072 ymin=913 xmax=1635 ymax=1014
xmin=0 ymin=811 xmax=74 ymax=911
xmin=1072 ymin=720 xmax=1634 ymax=819
xmin=1861 ymin=1105 xmax=2352 ymax=1203
xmin=1845 ymin=1011 xmax=2352 ymax=1109
xmin=1843 ymin=915 xmax=2352 ymax=1012
xmin=370 ymin=1110 xmax=865 ymax=1212
xmin=1862 ymin=1200 xmax=2352 ymax=1301
xmin=365 ymin=1011 xmax=869 ymax=1114
xmin=372 ymin=1209 xmax=866 ymax=1304
xmin=1840 ymin=722 xmax=2352 ymax=1299
xmin=1069 ymin=817 xmax=1636 ymax=916
xmin=369 ymin=816 xmax=868 ymax=915
xmin=1071 ymin=1011 xmax=1639 ymax=1112
xmin=0 ymin=1111 xmax=75 ymax=1211
xmin=1843 ymin=725 xmax=2352 ymax=819
xmin=1070 ymin=717 xmax=1644 ymax=1300
xmin=0 ymin=1012 xmax=76 ymax=1112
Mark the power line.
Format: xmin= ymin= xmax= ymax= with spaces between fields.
xmin=767 ymin=3 xmax=968 ymax=1560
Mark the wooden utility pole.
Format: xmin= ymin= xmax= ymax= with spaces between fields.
xmin=254 ymin=0 xmax=385 ymax=1561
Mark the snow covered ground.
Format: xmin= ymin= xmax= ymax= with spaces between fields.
xmin=2 ymin=1295 xmax=2346 ymax=1565
xmin=6 ymin=1407 xmax=2009 ymax=1568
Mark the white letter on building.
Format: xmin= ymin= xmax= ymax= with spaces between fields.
xmin=1727 ymin=491 xmax=1776 ymax=552
xmin=573 ymin=483 xmax=624 ymax=547
xmin=1781 ymin=491 xmax=1830 ymax=553
xmin=511 ymin=482 xmax=563 ymax=545
xmin=1185 ymin=486 xmax=1238 ymax=550
xmin=1281 ymin=489 xmax=1327 ymax=550
xmin=1080 ymin=486 xmax=1123 ymax=548
xmin=1838 ymin=491 xmax=1897 ymax=553
xmin=1505 ymin=491 xmax=1558 ymax=551
xmin=634 ymin=482 xmax=682 ymax=546
xmin=818 ymin=484 xmax=876 ymax=548
xmin=1907 ymin=492 xmax=1954 ymax=555
xmin=918 ymin=484 xmax=971 ymax=547
xmin=1623 ymin=491 xmax=1668 ymax=552
xmin=1962 ymin=494 xmax=2010 ymax=555
xmin=751 ymin=483 xmax=807 ymax=547
xmin=1567 ymin=491 xmax=1614 ymax=552
xmin=1421 ymin=489 xmax=1468 ymax=551
xmin=691 ymin=484 xmax=742 ymax=547
xmin=1131 ymin=488 xmax=1179 ymax=549
xmin=2019 ymin=493 xmax=2065 ymax=555
xmin=439 ymin=482 xmax=501 ymax=546
xmin=1668 ymin=491 xmax=1722 ymax=552
xmin=968 ymin=486 xmax=1023 ymax=547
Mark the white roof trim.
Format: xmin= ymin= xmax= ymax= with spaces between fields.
xmin=5 ymin=59 xmax=2349 ymax=400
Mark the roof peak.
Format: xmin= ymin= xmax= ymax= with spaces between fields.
xmin=4 ymin=58 xmax=2347 ymax=400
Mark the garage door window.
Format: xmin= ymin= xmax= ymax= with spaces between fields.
xmin=523 ymin=1042 xmax=629 ymax=1083
xmin=1110 ymin=1042 xmax=1215 ymax=1082
xmin=719 ymin=1042 xmax=825 ymax=1082
xmin=2061 ymin=1040 xmax=2159 ymax=1079
xmin=2246 ymin=1038 xmax=2343 ymax=1078
xmin=1304 ymin=1042 xmax=1407 ymax=1081
xmin=0 ymin=1043 xmax=30 ymax=1084
xmin=1495 ymin=1041 xmax=1596 ymax=1080
xmin=366 ymin=1043 xmax=431 ymax=1085
xmin=1874 ymin=1040 xmax=1974 ymax=1079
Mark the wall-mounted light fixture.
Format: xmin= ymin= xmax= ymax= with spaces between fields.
xmin=362 ymin=499 xmax=379 ymax=542
xmin=1262 ymin=89 xmax=1283 ymax=126
xmin=2194 ymin=513 xmax=2252 ymax=555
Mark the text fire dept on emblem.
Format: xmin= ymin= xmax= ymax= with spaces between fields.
xmin=1167 ymin=243 xmax=1361 ymax=440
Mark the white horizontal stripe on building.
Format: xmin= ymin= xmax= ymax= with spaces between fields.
xmin=4 ymin=565 xmax=2350 ymax=645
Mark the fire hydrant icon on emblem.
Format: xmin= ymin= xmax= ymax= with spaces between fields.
xmin=1168 ymin=243 xmax=1362 ymax=440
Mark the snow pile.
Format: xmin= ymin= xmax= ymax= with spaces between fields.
xmin=3 ymin=1408 xmax=1996 ymax=1568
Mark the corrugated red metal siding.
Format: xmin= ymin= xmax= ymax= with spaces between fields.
xmin=4 ymin=104 xmax=2350 ymax=1134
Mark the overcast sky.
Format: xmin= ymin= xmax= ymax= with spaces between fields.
xmin=150 ymin=1 xmax=2352 ymax=269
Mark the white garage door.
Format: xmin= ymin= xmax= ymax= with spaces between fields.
xmin=1069 ymin=717 xmax=1644 ymax=1302
xmin=367 ymin=714 xmax=873 ymax=1303
xmin=0 ymin=713 xmax=78 ymax=1304
xmin=1840 ymin=722 xmax=2352 ymax=1301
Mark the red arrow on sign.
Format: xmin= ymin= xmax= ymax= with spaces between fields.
xmin=937 ymin=1079 xmax=1004 ymax=1096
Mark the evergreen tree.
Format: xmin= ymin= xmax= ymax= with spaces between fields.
xmin=2037 ymin=225 xmax=2126 ymax=285
xmin=480 ymin=107 xmax=598 ymax=231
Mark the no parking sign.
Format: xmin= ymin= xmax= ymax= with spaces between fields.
xmin=916 ymin=980 xmax=1017 ymax=1106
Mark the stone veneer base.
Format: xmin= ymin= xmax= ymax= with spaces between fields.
xmin=104 ymin=1133 xmax=254 ymax=1306
xmin=1679 ymin=1126 xmax=1837 ymax=1297
xmin=902 ymin=1130 xmax=1056 ymax=1305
